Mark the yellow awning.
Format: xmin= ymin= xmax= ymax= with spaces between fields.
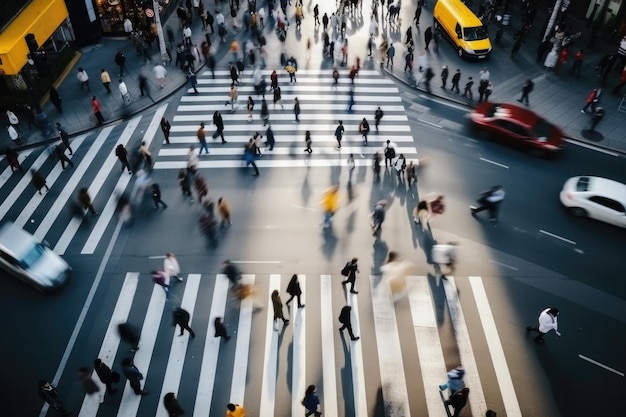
xmin=0 ymin=0 xmax=69 ymax=75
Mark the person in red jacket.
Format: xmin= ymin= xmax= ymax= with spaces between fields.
xmin=581 ymin=88 xmax=601 ymax=113
xmin=91 ymin=96 xmax=104 ymax=125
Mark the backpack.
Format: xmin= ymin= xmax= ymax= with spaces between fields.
xmin=218 ymin=24 xmax=227 ymax=36
xmin=341 ymin=263 xmax=350 ymax=276
xmin=385 ymin=146 xmax=396 ymax=158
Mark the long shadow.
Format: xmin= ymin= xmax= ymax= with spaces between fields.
xmin=339 ymin=331 xmax=354 ymax=417
xmin=320 ymin=223 xmax=338 ymax=260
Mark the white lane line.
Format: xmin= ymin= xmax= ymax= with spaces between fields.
xmin=259 ymin=274 xmax=281 ymax=416
xmin=565 ymin=139 xmax=620 ymax=156
xmin=165 ymin=135 xmax=415 ymax=144
xmin=158 ymin=146 xmax=417 ymax=157
xmin=154 ymin=159 xmax=378 ymax=170
xmin=181 ymin=95 xmax=402 ymax=103
xmin=489 ymin=260 xmax=519 ymax=271
xmin=176 ymin=104 xmax=406 ymax=112
xmin=469 ymin=276 xmax=522 ymax=417
xmin=173 ymin=114 xmax=409 ymax=123
xmin=539 ymin=229 xmax=576 ymax=245
xmin=116 ymin=282 xmax=167 ymax=417
xmin=171 ymin=124 xmax=411 ymax=132
xmin=192 ymin=274 xmax=229 ymax=417
xmin=197 ymin=77 xmax=395 ymax=85
xmin=156 ymin=274 xmax=201 ymax=417
xmin=53 ymin=117 xmax=140 ymax=253
xmin=578 ymin=354 xmax=624 ymax=377
xmin=479 ymin=157 xmax=509 ymax=169
xmin=231 ymin=260 xmax=282 ymax=264
xmin=291 ymin=275 xmax=306 ymax=417
xmin=203 ymin=69 xmax=384 ymax=76
xmin=78 ymin=273 xmax=139 ymax=417
xmin=419 ymin=119 xmax=443 ymax=129
xmin=148 ymin=255 xmax=167 ymax=259
xmin=369 ymin=276 xmax=411 ymax=417
xmin=442 ymin=277 xmax=487 ymax=417
xmin=229 ymin=274 xmax=255 ymax=404
xmin=406 ymin=276 xmax=448 ymax=417
xmin=348 ymin=291 xmax=368 ymax=417
xmin=320 ymin=275 xmax=338 ymax=417
xmin=0 ymin=149 xmax=33 ymax=187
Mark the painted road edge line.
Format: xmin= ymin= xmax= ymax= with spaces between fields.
xmin=578 ymin=354 xmax=624 ymax=377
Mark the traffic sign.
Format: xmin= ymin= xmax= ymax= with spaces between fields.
xmin=145 ymin=8 xmax=154 ymax=17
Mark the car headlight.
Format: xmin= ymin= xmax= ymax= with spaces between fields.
xmin=465 ymin=47 xmax=474 ymax=53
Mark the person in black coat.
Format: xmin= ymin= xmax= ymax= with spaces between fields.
xmin=445 ymin=387 xmax=470 ymax=417
xmin=117 ymin=322 xmax=140 ymax=352
xmin=164 ymin=392 xmax=185 ymax=417
xmin=338 ymin=305 xmax=360 ymax=341
xmin=55 ymin=145 xmax=74 ymax=170
xmin=152 ymin=183 xmax=168 ymax=209
xmin=49 ymin=87 xmax=63 ymax=113
xmin=121 ymin=358 xmax=148 ymax=395
xmin=341 ymin=257 xmax=359 ymax=294
xmin=213 ymin=111 xmax=226 ymax=143
xmin=285 ymin=274 xmax=305 ymax=308
xmin=56 ymin=123 xmax=72 ymax=154
xmin=265 ymin=125 xmax=275 ymax=150
xmin=94 ymin=359 xmax=118 ymax=394
xmin=38 ymin=380 xmax=71 ymax=416
xmin=424 ymin=26 xmax=433 ymax=50
xmin=214 ymin=317 xmax=231 ymax=340
xmin=173 ymin=307 xmax=196 ymax=337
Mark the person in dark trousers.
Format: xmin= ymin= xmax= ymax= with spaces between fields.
xmin=424 ymin=26 xmax=433 ymax=50
xmin=359 ymin=118 xmax=370 ymax=145
xmin=304 ymin=130 xmax=312 ymax=153
xmin=441 ymin=65 xmax=449 ymax=88
xmin=464 ymin=77 xmax=474 ymax=99
xmin=6 ymin=147 xmax=23 ymax=173
xmin=334 ymin=120 xmax=344 ymax=149
xmin=589 ymin=106 xmax=604 ymax=131
xmin=384 ymin=139 xmax=396 ymax=167
xmin=49 ymin=87 xmax=63 ymax=113
xmin=271 ymin=289 xmax=289 ymax=329
xmin=470 ymin=185 xmax=505 ymax=222
xmin=244 ymin=143 xmax=259 ymax=176
xmin=173 ymin=306 xmax=196 ymax=337
xmin=510 ymin=33 xmax=523 ymax=58
xmin=115 ymin=144 xmax=133 ymax=174
xmin=121 ymin=358 xmax=148 ymax=395
xmin=341 ymin=257 xmax=359 ymax=294
xmin=164 ymin=392 xmax=185 ymax=417
xmin=374 ymin=107 xmax=384 ymax=130
xmin=94 ymin=358 xmax=118 ymax=394
xmin=214 ymin=317 xmax=231 ymax=340
xmin=581 ymin=88 xmax=601 ymax=113
xmin=285 ymin=274 xmax=305 ymax=308
xmin=79 ymin=188 xmax=98 ymax=215
xmin=161 ymin=117 xmax=171 ymax=144
xmin=197 ymin=122 xmax=209 ymax=154
xmin=451 ymin=69 xmax=461 ymax=93
xmin=118 ymin=322 xmax=140 ymax=351
xmin=265 ymin=125 xmax=275 ymax=150
xmin=56 ymin=123 xmax=73 ymax=154
xmin=114 ymin=49 xmax=127 ymax=76
xmin=445 ymin=387 xmax=470 ymax=417
xmin=138 ymin=74 xmax=153 ymax=101
xmin=517 ymin=79 xmax=534 ymax=105
xmin=77 ymin=366 xmax=100 ymax=398
xmin=302 ymin=384 xmax=322 ymax=417
xmin=213 ymin=111 xmax=226 ymax=144
xmin=338 ymin=305 xmax=360 ymax=341
xmin=293 ymin=97 xmax=301 ymax=123
xmin=38 ymin=380 xmax=71 ymax=416
xmin=152 ymin=183 xmax=168 ymax=209
xmin=223 ymin=259 xmax=241 ymax=289
xmin=526 ymin=307 xmax=561 ymax=343
xmin=187 ymin=69 xmax=198 ymax=93
xmin=55 ymin=144 xmax=74 ymax=170
xmin=31 ymin=169 xmax=49 ymax=195
xmin=92 ymin=96 xmax=105 ymax=125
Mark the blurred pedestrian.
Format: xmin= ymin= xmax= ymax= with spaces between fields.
xmin=320 ymin=186 xmax=339 ymax=228
xmin=517 ymin=79 xmax=534 ymax=105
xmin=260 ymin=98 xmax=270 ymax=125
xmin=451 ymin=69 xmax=461 ymax=93
xmin=526 ymin=307 xmax=561 ymax=343
xmin=285 ymin=274 xmax=305 ymax=308
xmin=77 ymin=67 xmax=90 ymax=91
xmin=273 ymin=85 xmax=283 ymax=109
xmin=152 ymin=183 xmax=168 ymax=209
xmin=197 ymin=122 xmax=209 ymax=155
xmin=470 ymin=185 xmax=505 ymax=222
xmin=5 ymin=147 xmax=23 ymax=173
xmin=56 ymin=123 xmax=72 ymax=154
xmin=570 ymin=49 xmax=584 ymax=77
xmin=152 ymin=268 xmax=170 ymax=295
xmin=31 ymin=169 xmax=49 ymax=195
xmin=187 ymin=69 xmax=198 ymax=94
xmin=99 ymin=69 xmax=111 ymax=94
xmin=214 ymin=317 xmax=231 ymax=340
xmin=121 ymin=358 xmax=148 ymax=395
xmin=347 ymin=153 xmax=355 ymax=185
xmin=338 ymin=305 xmax=360 ymax=341
xmin=140 ymin=141 xmax=152 ymax=167
xmin=265 ymin=125 xmax=275 ymax=150
xmin=302 ymin=384 xmax=322 ymax=417
xmin=118 ymin=79 xmax=131 ymax=104
xmin=79 ymin=188 xmax=98 ymax=215
xmin=271 ymin=289 xmax=289 ymax=330
xmin=38 ymin=380 xmax=71 ymax=416
xmin=228 ymin=83 xmax=238 ymax=112
xmin=77 ymin=366 xmax=102 ymax=402
xmin=114 ymin=49 xmax=126 ymax=76
xmin=440 ymin=366 xmax=465 ymax=394
xmin=164 ymin=392 xmax=184 ymax=417
xmin=464 ymin=77 xmax=474 ymax=99
xmin=294 ymin=97 xmax=301 ymax=123
xmin=226 ymin=403 xmax=246 ymax=417
xmin=138 ymin=74 xmax=152 ymax=101
xmin=118 ymin=322 xmax=140 ymax=351
xmin=55 ymin=144 xmax=74 ymax=170
xmin=374 ymin=107 xmax=384 ymax=130
xmin=213 ymin=111 xmax=226 ymax=144
xmin=164 ymin=253 xmax=182 ymax=281
xmin=92 ymin=96 xmax=104 ymax=125
xmin=161 ymin=117 xmax=171 ymax=144
xmin=304 ymin=130 xmax=312 ymax=153
xmin=581 ymin=88 xmax=601 ymax=113
xmin=217 ymin=197 xmax=232 ymax=226
xmin=49 ymin=87 xmax=63 ymax=113
xmin=341 ymin=257 xmax=359 ymax=293
xmin=440 ymin=65 xmax=449 ymax=88
xmin=334 ymin=120 xmax=344 ymax=149
xmin=445 ymin=387 xmax=470 ymax=417
xmin=424 ymin=26 xmax=433 ymax=50
xmin=359 ymin=118 xmax=370 ymax=146
xmin=173 ymin=307 xmax=196 ymax=338
xmin=94 ymin=358 xmax=119 ymax=394
xmin=153 ymin=63 xmax=167 ymax=88
xmin=115 ymin=144 xmax=133 ymax=174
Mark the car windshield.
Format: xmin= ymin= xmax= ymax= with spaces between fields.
xmin=463 ymin=26 xmax=489 ymax=41
xmin=483 ymin=104 xmax=499 ymax=117
xmin=533 ymin=119 xmax=555 ymax=142
xmin=576 ymin=177 xmax=591 ymax=192
xmin=20 ymin=243 xmax=45 ymax=269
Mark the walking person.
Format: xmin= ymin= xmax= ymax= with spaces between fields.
xmin=293 ymin=97 xmax=301 ymax=123
xmin=424 ymin=26 xmax=433 ymax=50
xmin=98 ymin=69 xmax=111 ymax=94
xmin=31 ymin=169 xmax=49 ymax=195
xmin=526 ymin=307 xmax=561 ymax=343
xmin=161 ymin=117 xmax=171 ymax=144
xmin=118 ymin=322 xmax=140 ymax=352
xmin=77 ymin=367 xmax=102 ymax=402
xmin=588 ymin=106 xmax=605 ymax=131
xmin=118 ymin=79 xmax=131 ymax=104
xmin=94 ymin=358 xmax=119 ymax=394
xmin=470 ymin=185 xmax=505 ymax=222
xmin=228 ymin=83 xmax=238 ymax=112
xmin=374 ymin=107 xmax=384 ymax=130
xmin=153 ymin=63 xmax=167 ymax=88
xmin=273 ymin=85 xmax=283 ymax=109
xmin=581 ymin=88 xmax=601 ymax=113
xmin=320 ymin=186 xmax=339 ymax=228
xmin=121 ymin=358 xmax=148 ymax=395
xmin=38 ymin=380 xmax=71 ymax=416
xmin=197 ymin=122 xmax=209 ymax=155
xmin=138 ymin=74 xmax=152 ymax=101
xmin=359 ymin=118 xmax=370 ymax=146
xmin=265 ymin=125 xmax=275 ymax=151
xmin=341 ymin=257 xmax=359 ymax=294
xmin=92 ymin=96 xmax=105 ymax=125
xmin=56 ymin=123 xmax=73 ymax=154
xmin=173 ymin=307 xmax=196 ymax=338
xmin=517 ymin=79 xmax=534 ymax=105
xmin=464 ymin=77 xmax=474 ymax=99
xmin=386 ymin=43 xmax=395 ymax=69
xmin=49 ymin=87 xmax=63 ymax=113
xmin=164 ymin=252 xmax=182 ymax=282
xmin=79 ymin=187 xmax=98 ymax=215
xmin=217 ymin=197 xmax=232 ymax=226
xmin=152 ymin=183 xmax=168 ymax=209
xmin=445 ymin=387 xmax=470 ymax=417
xmin=163 ymin=392 xmax=185 ymax=417
xmin=246 ymin=96 xmax=255 ymax=122
xmin=383 ymin=139 xmax=397 ymax=167
xmin=77 ymin=67 xmax=90 ymax=91
xmin=334 ymin=120 xmax=344 ymax=149
xmin=304 ymin=130 xmax=312 ymax=154
xmin=187 ymin=69 xmax=198 ymax=94
xmin=115 ymin=49 xmax=127 ymax=76
xmin=213 ymin=111 xmax=226 ymax=144
xmin=6 ymin=147 xmax=23 ymax=173
xmin=152 ymin=268 xmax=171 ymax=295
xmin=439 ymin=366 xmax=465 ymax=395
xmin=450 ymin=69 xmax=461 ymax=93
xmin=271 ymin=289 xmax=289 ymax=330
xmin=55 ymin=144 xmax=74 ymax=170
xmin=244 ymin=143 xmax=259 ymax=176
xmin=302 ymin=385 xmax=322 ymax=417
xmin=285 ymin=274 xmax=305 ymax=308
xmin=260 ymin=98 xmax=270 ymax=126
xmin=347 ymin=153 xmax=355 ymax=185
xmin=338 ymin=305 xmax=360 ymax=341
xmin=115 ymin=144 xmax=133 ymax=174
xmin=226 ymin=403 xmax=246 ymax=417
xmin=140 ymin=141 xmax=152 ymax=167
xmin=214 ymin=317 xmax=231 ymax=340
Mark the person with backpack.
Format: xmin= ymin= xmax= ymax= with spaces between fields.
xmin=383 ymin=139 xmax=397 ymax=167
xmin=374 ymin=107 xmax=384 ymax=130
xmin=340 ymin=257 xmax=359 ymax=294
xmin=334 ymin=120 xmax=344 ymax=149
xmin=359 ymin=118 xmax=370 ymax=146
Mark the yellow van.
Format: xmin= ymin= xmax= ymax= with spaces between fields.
xmin=433 ymin=0 xmax=492 ymax=59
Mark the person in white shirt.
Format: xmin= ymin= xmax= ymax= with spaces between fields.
xmin=183 ymin=25 xmax=192 ymax=46
xmin=118 ymin=79 xmax=129 ymax=103
xmin=164 ymin=253 xmax=182 ymax=282
xmin=77 ymin=67 xmax=90 ymax=90
xmin=215 ymin=10 xmax=225 ymax=26
xmin=123 ymin=18 xmax=133 ymax=34
xmin=526 ymin=308 xmax=561 ymax=343
xmin=153 ymin=64 xmax=167 ymax=88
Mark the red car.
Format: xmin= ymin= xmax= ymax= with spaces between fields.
xmin=468 ymin=102 xmax=565 ymax=156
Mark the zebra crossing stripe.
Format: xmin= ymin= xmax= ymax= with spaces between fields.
xmin=370 ymin=276 xmax=411 ymax=417
xmin=469 ymin=276 xmax=522 ymax=417
xmin=229 ymin=274 xmax=256 ymax=405
xmin=158 ymin=146 xmax=417 ymax=157
xmin=196 ymin=77 xmax=396 ymax=86
xmin=259 ymin=274 xmax=282 ymax=416
xmin=78 ymin=273 xmax=139 ymax=417
xmin=180 ymin=94 xmax=402 ymax=103
xmin=291 ymin=275 xmax=306 ymax=417
xmin=163 ymin=135 xmax=415 ymax=145
xmin=320 ymin=275 xmax=338 ymax=417
xmin=347 ymin=292 xmax=368 ymax=417
xmin=175 ymin=104 xmax=406 ymax=112
xmin=193 ymin=86 xmax=401 ymax=94
xmin=172 ymin=114 xmax=409 ymax=122
xmin=155 ymin=158 xmax=380 ymax=170
xmin=442 ymin=277 xmax=487 ymax=417
xmin=170 ymin=123 xmax=410 ymax=133
xmin=155 ymin=274 xmax=202 ymax=417
xmin=203 ymin=70 xmax=385 ymax=76
xmin=0 ymin=149 xmax=33 ymax=187
xmin=406 ymin=276 xmax=448 ymax=417
xmin=192 ymin=274 xmax=230 ymax=417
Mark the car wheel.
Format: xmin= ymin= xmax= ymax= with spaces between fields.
xmin=568 ymin=207 xmax=587 ymax=217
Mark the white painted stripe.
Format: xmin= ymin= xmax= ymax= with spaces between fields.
xmin=193 ymin=274 xmax=231 ymax=417
xmin=79 ymin=104 xmax=169 ymax=254
xmin=469 ymin=276 xmax=522 ymax=417
xmin=116 ymin=279 xmax=167 ymax=417
xmin=369 ymin=276 xmax=411 ymax=417
xmin=479 ymin=157 xmax=509 ymax=169
xmin=154 ymin=158 xmax=386 ymax=170
xmin=291 ymin=275 xmax=306 ymax=417
xmin=259 ymin=274 xmax=282 ymax=416
xmin=171 ymin=123 xmax=411 ymax=132
xmin=578 ymin=354 xmax=625 ymax=376
xmin=197 ymin=77 xmax=396 ymax=85
xmin=442 ymin=277 xmax=487 ymax=417
xmin=320 ymin=275 xmax=338 ymax=417
xmin=565 ymin=139 xmax=620 ymax=156
xmin=155 ymin=274 xmax=202 ymax=417
xmin=173 ymin=114 xmax=409 ymax=122
xmin=53 ymin=116 xmax=140 ymax=254
xmin=406 ymin=276 xmax=449 ymax=417
xmin=348 ymin=292 xmax=367 ymax=417
xmin=13 ymin=138 xmax=86 ymax=229
xmin=176 ymin=104 xmax=407 ymax=113
xmin=165 ymin=134 xmax=415 ymax=144
xmin=229 ymin=274 xmax=255 ymax=404
xmin=33 ymin=127 xmax=114 ymax=242
xmin=202 ymin=69 xmax=384 ymax=76
xmin=194 ymin=86 xmax=399 ymax=94
xmin=78 ymin=273 xmax=139 ymax=417
xmin=539 ymin=229 xmax=576 ymax=245
xmin=181 ymin=94 xmax=402 ymax=103
xmin=158 ymin=146 xmax=417 ymax=157
xmin=0 ymin=149 xmax=33 ymax=188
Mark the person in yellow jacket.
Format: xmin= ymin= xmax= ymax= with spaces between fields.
xmin=321 ymin=186 xmax=339 ymax=228
xmin=226 ymin=402 xmax=246 ymax=417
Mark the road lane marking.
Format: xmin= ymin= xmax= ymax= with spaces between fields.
xmin=469 ymin=276 xmax=523 ymax=417
xmin=539 ymin=229 xmax=576 ymax=245
xmin=348 ymin=290 xmax=367 ymax=417
xmin=578 ymin=354 xmax=624 ymax=377
xmin=320 ymin=275 xmax=338 ymax=417
xmin=291 ymin=275 xmax=306 ymax=417
xmin=479 ymin=157 xmax=509 ymax=168
xmin=259 ymin=274 xmax=281 ymax=416
xmin=565 ymin=139 xmax=620 ymax=156
xmin=489 ymin=260 xmax=519 ymax=271
xmin=229 ymin=274 xmax=255 ymax=404
xmin=418 ymin=118 xmax=443 ymax=128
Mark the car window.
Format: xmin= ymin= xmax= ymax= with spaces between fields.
xmin=589 ymin=196 xmax=626 ymax=213
xmin=533 ymin=119 xmax=555 ymax=142
xmin=455 ymin=24 xmax=462 ymax=38
xmin=463 ymin=26 xmax=489 ymax=41
xmin=576 ymin=177 xmax=590 ymax=191
xmin=493 ymin=120 xmax=529 ymax=137
xmin=20 ymin=243 xmax=45 ymax=269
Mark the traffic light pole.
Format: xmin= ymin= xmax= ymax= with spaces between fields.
xmin=153 ymin=0 xmax=169 ymax=64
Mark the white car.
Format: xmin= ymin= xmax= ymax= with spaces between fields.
xmin=0 ymin=222 xmax=71 ymax=291
xmin=559 ymin=176 xmax=626 ymax=228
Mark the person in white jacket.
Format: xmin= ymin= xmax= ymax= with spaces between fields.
xmin=164 ymin=253 xmax=182 ymax=282
xmin=526 ymin=307 xmax=561 ymax=343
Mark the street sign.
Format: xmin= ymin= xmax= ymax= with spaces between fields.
xmin=145 ymin=8 xmax=154 ymax=17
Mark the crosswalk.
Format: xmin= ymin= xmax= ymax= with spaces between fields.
xmin=0 ymin=104 xmax=169 ymax=256
xmin=65 ymin=272 xmax=521 ymax=417
xmin=154 ymin=69 xmax=418 ymax=170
